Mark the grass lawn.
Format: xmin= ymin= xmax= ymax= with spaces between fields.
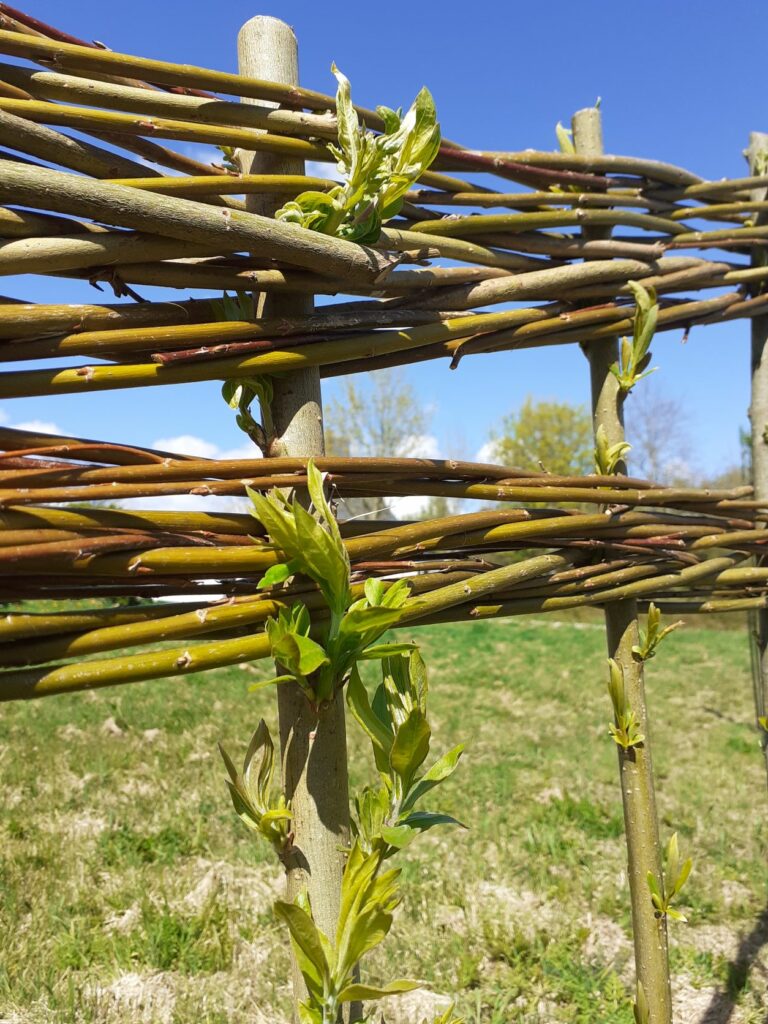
xmin=1 ymin=615 xmax=766 ymax=1023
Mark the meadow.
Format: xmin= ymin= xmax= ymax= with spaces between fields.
xmin=1 ymin=615 xmax=766 ymax=1023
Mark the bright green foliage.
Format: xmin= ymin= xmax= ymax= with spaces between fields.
xmin=217 ymin=720 xmax=291 ymax=858
xmin=594 ymin=424 xmax=631 ymax=475
xmin=276 ymin=65 xmax=440 ymax=244
xmin=215 ymin=144 xmax=240 ymax=173
xmin=633 ymin=982 xmax=649 ymax=1024
xmin=606 ymin=659 xmax=645 ymax=750
xmin=493 ymin=396 xmax=594 ymax=476
xmin=248 ymin=461 xmax=413 ymax=702
xmin=632 ymin=602 xmax=683 ymax=662
xmin=610 ymin=281 xmax=659 ymax=394
xmin=647 ymin=832 xmax=693 ymax=923
xmin=214 ymin=292 xmax=275 ymax=452
xmin=221 ymin=375 xmax=273 ymax=452
xmin=275 ymin=842 xmax=418 ymax=1024
xmin=347 ymin=651 xmax=465 ymax=857
xmin=555 ymin=121 xmax=575 ymax=154
xmin=758 ymin=715 xmax=768 ymax=733
xmin=429 ymin=1008 xmax=465 ymax=1024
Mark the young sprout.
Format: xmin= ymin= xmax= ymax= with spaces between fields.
xmin=429 ymin=1008 xmax=465 ymax=1024
xmin=276 ymin=65 xmax=440 ymax=244
xmin=594 ymin=423 xmax=631 ymax=475
xmin=610 ymin=281 xmax=659 ymax=394
xmin=647 ymin=832 xmax=693 ymax=922
xmin=606 ymin=659 xmax=645 ymax=750
xmin=633 ymin=981 xmax=649 ymax=1024
xmin=218 ymin=720 xmax=292 ymax=859
xmin=632 ymin=602 xmax=683 ymax=662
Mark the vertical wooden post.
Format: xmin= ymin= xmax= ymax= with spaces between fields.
xmin=746 ymin=131 xmax=768 ymax=789
xmin=237 ymin=17 xmax=352 ymax=1019
xmin=573 ymin=107 xmax=671 ymax=1023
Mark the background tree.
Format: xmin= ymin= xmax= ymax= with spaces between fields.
xmin=623 ymin=386 xmax=694 ymax=484
xmin=325 ymin=367 xmax=431 ymax=520
xmin=491 ymin=396 xmax=593 ymax=476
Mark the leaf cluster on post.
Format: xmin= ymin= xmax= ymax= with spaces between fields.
xmin=594 ymin=423 xmax=631 ymax=475
xmin=247 ymin=460 xmax=414 ymax=705
xmin=606 ymin=658 xmax=645 ymax=750
xmin=632 ymin=602 xmax=683 ymax=662
xmin=347 ymin=652 xmax=465 ymax=857
xmin=276 ymin=65 xmax=441 ymax=243
xmin=610 ymin=281 xmax=659 ymax=394
xmin=218 ymin=719 xmax=291 ymax=859
xmin=647 ymin=832 xmax=693 ymax=922
xmin=215 ymin=292 xmax=275 ymax=453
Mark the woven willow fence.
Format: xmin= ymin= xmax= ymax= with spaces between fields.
xmin=1 ymin=5 xmax=767 ymax=1023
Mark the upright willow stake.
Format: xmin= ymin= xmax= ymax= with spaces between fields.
xmin=573 ymin=106 xmax=671 ymax=1024
xmin=746 ymin=130 xmax=768 ymax=792
xmin=237 ymin=17 xmax=352 ymax=1021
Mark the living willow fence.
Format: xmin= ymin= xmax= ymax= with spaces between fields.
xmin=0 ymin=4 xmax=767 ymax=1023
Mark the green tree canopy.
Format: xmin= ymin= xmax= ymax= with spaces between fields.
xmin=492 ymin=396 xmax=593 ymax=476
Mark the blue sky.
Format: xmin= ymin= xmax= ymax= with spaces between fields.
xmin=3 ymin=0 xmax=765 ymax=475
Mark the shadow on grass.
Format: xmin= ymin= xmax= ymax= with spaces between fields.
xmin=697 ymin=903 xmax=768 ymax=1023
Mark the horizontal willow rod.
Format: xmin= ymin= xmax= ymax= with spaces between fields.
xmin=58 ymin=261 xmax=508 ymax=300
xmin=0 ymin=307 xmax=543 ymax=398
xmin=381 ymin=256 xmax=699 ymax=312
xmin=406 ymin=187 xmax=673 ymax=213
xmin=0 ymin=161 xmax=394 ymax=284
xmin=0 ymin=104 xmax=153 ymax=179
xmin=0 ymin=552 xmax=573 ymax=700
xmin=0 ymin=206 xmax=110 ymax=239
xmin=0 ymin=230 xmax=233 ymax=277
xmin=0 ymin=97 xmax=335 ymax=161
xmin=408 ymin=209 xmax=689 ymax=238
xmin=486 ymin=150 xmax=702 ymax=187
xmin=0 ymin=27 xmax=350 ymax=113
xmin=0 ymin=63 xmax=340 ymax=138
xmin=105 ymin=172 xmax=337 ymax=197
xmin=0 ymin=297 xmax=217 ymax=338
xmin=0 ymin=308 xmax=465 ymax=361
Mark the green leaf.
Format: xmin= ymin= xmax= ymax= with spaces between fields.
xmin=647 ymin=870 xmax=664 ymax=910
xmin=402 ymin=743 xmax=465 ymax=812
xmin=247 ymin=674 xmax=295 ymax=692
xmin=390 ymin=709 xmax=431 ymax=786
xmin=347 ymin=666 xmax=393 ymax=755
xmin=364 ymin=577 xmax=386 ymax=606
xmin=401 ymin=810 xmax=466 ymax=832
xmin=331 ymin=63 xmax=359 ymax=173
xmin=257 ymin=560 xmax=300 ymax=589
xmin=360 ymin=642 xmax=417 ymax=660
xmin=634 ymin=982 xmax=649 ymax=1024
xmin=274 ymin=901 xmax=330 ymax=992
xmin=379 ymin=824 xmax=417 ymax=850
xmin=555 ymin=121 xmax=575 ymax=154
xmin=671 ymin=857 xmax=693 ymax=899
xmin=338 ymin=979 xmax=420 ymax=1002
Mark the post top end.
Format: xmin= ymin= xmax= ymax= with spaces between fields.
xmin=237 ymin=15 xmax=298 ymax=46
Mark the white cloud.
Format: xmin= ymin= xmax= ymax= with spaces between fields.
xmin=397 ymin=432 xmax=441 ymax=460
xmin=13 ymin=419 xmax=63 ymax=434
xmin=153 ymin=433 xmax=262 ymax=463
xmin=475 ymin=440 xmax=500 ymax=464
xmin=153 ymin=434 xmax=220 ymax=459
xmin=0 ymin=406 xmax=63 ymax=436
